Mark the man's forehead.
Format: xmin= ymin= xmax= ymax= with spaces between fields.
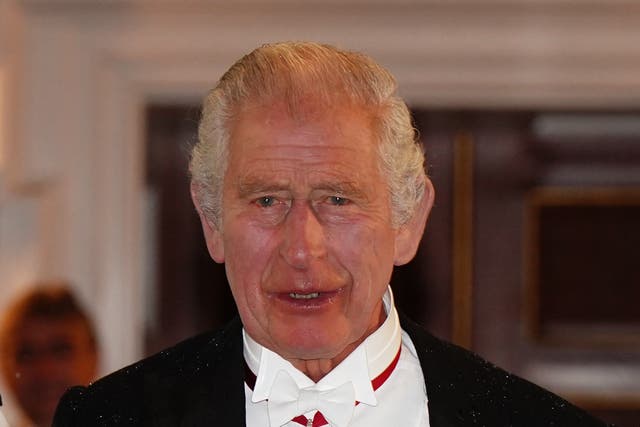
xmin=228 ymin=107 xmax=379 ymax=159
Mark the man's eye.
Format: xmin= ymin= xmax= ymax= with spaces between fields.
xmin=256 ymin=196 xmax=275 ymax=207
xmin=328 ymin=196 xmax=349 ymax=206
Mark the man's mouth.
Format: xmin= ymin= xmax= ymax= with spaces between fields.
xmin=274 ymin=288 xmax=342 ymax=311
xmin=289 ymin=292 xmax=320 ymax=299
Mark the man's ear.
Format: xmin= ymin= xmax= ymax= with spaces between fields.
xmin=190 ymin=183 xmax=225 ymax=263
xmin=394 ymin=177 xmax=435 ymax=266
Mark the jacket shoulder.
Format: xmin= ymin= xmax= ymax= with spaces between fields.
xmin=53 ymin=317 xmax=244 ymax=426
xmin=400 ymin=315 xmax=609 ymax=427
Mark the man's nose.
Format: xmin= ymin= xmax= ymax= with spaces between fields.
xmin=280 ymin=202 xmax=326 ymax=268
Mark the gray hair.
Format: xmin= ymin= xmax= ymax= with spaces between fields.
xmin=190 ymin=41 xmax=426 ymax=228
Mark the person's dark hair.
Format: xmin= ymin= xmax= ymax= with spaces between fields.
xmin=0 ymin=283 xmax=97 ymax=354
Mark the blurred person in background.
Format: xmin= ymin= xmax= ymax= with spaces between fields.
xmin=0 ymin=284 xmax=98 ymax=427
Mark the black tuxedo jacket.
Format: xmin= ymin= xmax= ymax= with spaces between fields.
xmin=53 ymin=315 xmax=607 ymax=426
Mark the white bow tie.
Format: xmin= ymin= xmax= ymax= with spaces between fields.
xmin=267 ymin=370 xmax=356 ymax=427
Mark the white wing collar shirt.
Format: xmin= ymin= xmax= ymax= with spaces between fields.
xmin=243 ymin=287 xmax=430 ymax=427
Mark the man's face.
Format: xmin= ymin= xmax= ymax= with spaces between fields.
xmin=3 ymin=317 xmax=96 ymax=426
xmin=198 ymin=101 xmax=424 ymax=362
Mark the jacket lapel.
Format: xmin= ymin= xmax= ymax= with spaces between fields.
xmin=399 ymin=313 xmax=458 ymax=427
xmin=180 ymin=317 xmax=247 ymax=426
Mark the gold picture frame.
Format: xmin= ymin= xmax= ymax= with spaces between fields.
xmin=524 ymin=186 xmax=640 ymax=347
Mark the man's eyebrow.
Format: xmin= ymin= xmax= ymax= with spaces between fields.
xmin=237 ymin=178 xmax=289 ymax=198
xmin=237 ymin=179 xmax=367 ymax=199
xmin=314 ymin=181 xmax=366 ymax=198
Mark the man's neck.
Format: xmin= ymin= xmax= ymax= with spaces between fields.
xmin=285 ymin=307 xmax=386 ymax=382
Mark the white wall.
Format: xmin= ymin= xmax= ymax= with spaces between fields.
xmin=1 ymin=0 xmax=639 ymax=379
